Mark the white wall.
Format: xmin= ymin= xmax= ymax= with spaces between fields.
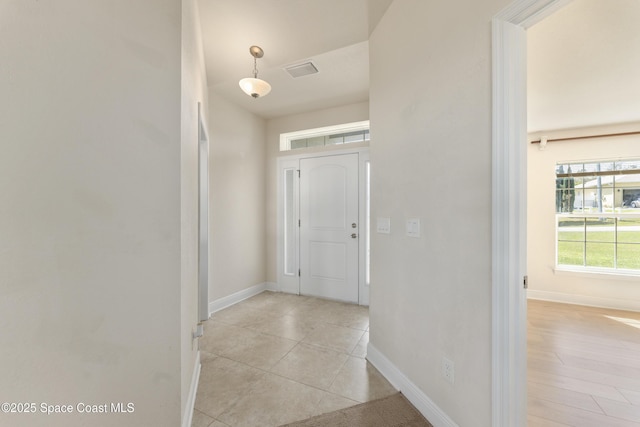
xmin=0 ymin=2 xmax=182 ymax=426
xmin=265 ymin=102 xmax=370 ymax=283
xmin=527 ymin=0 xmax=640 ymax=132
xmin=208 ymin=92 xmax=267 ymax=301
xmin=181 ymin=0 xmax=208 ymax=423
xmin=528 ymin=123 xmax=640 ymax=311
xmin=368 ymin=1 xmax=508 ymax=425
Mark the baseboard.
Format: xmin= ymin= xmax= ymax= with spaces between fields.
xmin=527 ymin=289 xmax=640 ymax=312
xmin=366 ymin=344 xmax=458 ymax=427
xmin=208 ymin=282 xmax=270 ymax=316
xmin=181 ymin=351 xmax=201 ymax=427
xmin=265 ymin=282 xmax=278 ymax=292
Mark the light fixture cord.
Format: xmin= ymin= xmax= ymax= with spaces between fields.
xmin=253 ymin=56 xmax=258 ymax=79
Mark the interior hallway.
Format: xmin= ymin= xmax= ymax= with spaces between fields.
xmin=192 ymin=291 xmax=396 ymax=427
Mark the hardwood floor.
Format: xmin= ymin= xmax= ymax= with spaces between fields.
xmin=528 ymin=300 xmax=640 ymax=426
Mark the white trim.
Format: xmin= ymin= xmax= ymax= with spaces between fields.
xmin=494 ymin=0 xmax=572 ymax=28
xmin=197 ymin=102 xmax=210 ymax=323
xmin=276 ymin=158 xmax=301 ymax=296
xmin=265 ymin=282 xmax=278 ymax=292
xmin=528 ymin=290 xmax=640 ymax=312
xmin=276 ymin=147 xmax=371 ymax=304
xmin=208 ymin=283 xmax=269 ymax=315
xmin=181 ymin=352 xmax=201 ymax=427
xmin=554 ymin=266 xmax=640 ymax=280
xmin=491 ymin=13 xmax=528 ymax=427
xmin=276 ymin=146 xmax=372 ymax=164
xmin=279 ymin=120 xmax=370 ymax=151
xmin=358 ymin=151 xmax=370 ymax=306
xmin=492 ymin=1 xmax=573 ymax=426
xmin=366 ymin=344 xmax=458 ymax=427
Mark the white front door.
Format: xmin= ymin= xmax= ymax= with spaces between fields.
xmin=299 ymin=154 xmax=359 ymax=303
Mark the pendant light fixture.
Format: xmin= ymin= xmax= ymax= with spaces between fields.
xmin=239 ymin=45 xmax=271 ymax=98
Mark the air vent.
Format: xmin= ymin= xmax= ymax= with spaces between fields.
xmin=284 ymin=62 xmax=319 ymax=78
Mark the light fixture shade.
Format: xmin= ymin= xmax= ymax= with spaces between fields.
xmin=239 ymin=77 xmax=271 ymax=98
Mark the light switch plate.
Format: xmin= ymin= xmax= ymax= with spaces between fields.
xmin=376 ymin=217 xmax=391 ymax=234
xmin=406 ymin=218 xmax=421 ymax=238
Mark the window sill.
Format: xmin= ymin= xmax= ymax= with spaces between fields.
xmin=554 ymin=266 xmax=640 ymax=281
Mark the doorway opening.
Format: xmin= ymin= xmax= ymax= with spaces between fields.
xmin=525 ymin=1 xmax=640 ymax=424
xmin=492 ymin=0 xmax=573 ymax=425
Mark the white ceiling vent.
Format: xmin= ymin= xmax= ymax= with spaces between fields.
xmin=284 ymin=61 xmax=319 ymax=78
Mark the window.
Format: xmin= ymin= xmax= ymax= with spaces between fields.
xmin=280 ymin=121 xmax=369 ymax=152
xmin=283 ymin=168 xmax=297 ymax=276
xmin=289 ymin=130 xmax=370 ymax=150
xmin=365 ymin=160 xmax=371 ymax=286
xmin=556 ymin=159 xmax=640 ymax=273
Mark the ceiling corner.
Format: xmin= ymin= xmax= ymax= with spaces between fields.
xmin=367 ymin=0 xmax=395 ymax=35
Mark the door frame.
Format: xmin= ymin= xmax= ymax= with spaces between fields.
xmin=492 ymin=0 xmax=572 ymax=425
xmin=277 ymin=147 xmax=370 ymax=305
xmin=197 ymin=102 xmax=210 ymax=323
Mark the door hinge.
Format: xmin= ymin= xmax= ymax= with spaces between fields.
xmin=298 ymin=219 xmax=301 ymax=227
xmin=523 ymin=275 xmax=528 ymax=289
xmin=297 ymin=170 xmax=300 ymax=178
xmin=298 ymin=269 xmax=301 ymax=277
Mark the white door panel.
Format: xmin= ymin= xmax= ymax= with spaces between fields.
xmin=300 ymin=154 xmax=358 ymax=302
xmin=308 ymin=241 xmax=346 ymax=281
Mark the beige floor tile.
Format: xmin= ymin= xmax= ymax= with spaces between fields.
xmin=200 ymin=350 xmax=217 ymax=364
xmin=191 ymin=409 xmax=214 ymax=427
xmin=287 ymin=297 xmax=340 ymax=319
xmin=199 ymin=320 xmax=256 ymax=356
xmin=210 ymin=303 xmax=281 ymax=327
xmin=222 ymin=332 xmax=297 ymax=371
xmin=302 ymin=322 xmax=365 ymax=354
xmin=245 ymin=314 xmax=317 ymax=341
xmin=217 ymin=372 xmax=326 ymax=427
xmin=312 ymin=392 xmax=359 ymax=417
xmin=200 ymin=321 xmax=296 ymax=370
xmin=271 ymin=342 xmax=349 ymax=390
xmin=194 ymin=357 xmax=264 ymax=419
xmin=241 ymin=291 xmax=309 ymax=315
xmin=321 ymin=304 xmax=370 ymax=331
xmin=329 ymin=356 xmax=397 ymax=403
xmin=351 ymin=331 xmax=369 ymax=358
xmin=199 ymin=321 xmax=259 ymax=356
xmin=194 ymin=292 xmax=382 ymax=426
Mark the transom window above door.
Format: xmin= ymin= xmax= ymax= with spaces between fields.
xmin=279 ymin=121 xmax=369 ymax=152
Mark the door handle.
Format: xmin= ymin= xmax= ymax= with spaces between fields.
xmin=351 ymin=233 xmax=358 ymax=239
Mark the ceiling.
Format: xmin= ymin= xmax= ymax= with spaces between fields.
xmin=198 ymin=0 xmax=640 ymax=128
xmin=527 ymin=0 xmax=640 ymax=132
xmin=198 ymin=0 xmax=394 ymax=119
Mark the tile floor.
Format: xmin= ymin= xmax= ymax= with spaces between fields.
xmin=192 ymin=291 xmax=397 ymax=427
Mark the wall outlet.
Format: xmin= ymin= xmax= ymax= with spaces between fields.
xmin=442 ymin=357 xmax=455 ymax=384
